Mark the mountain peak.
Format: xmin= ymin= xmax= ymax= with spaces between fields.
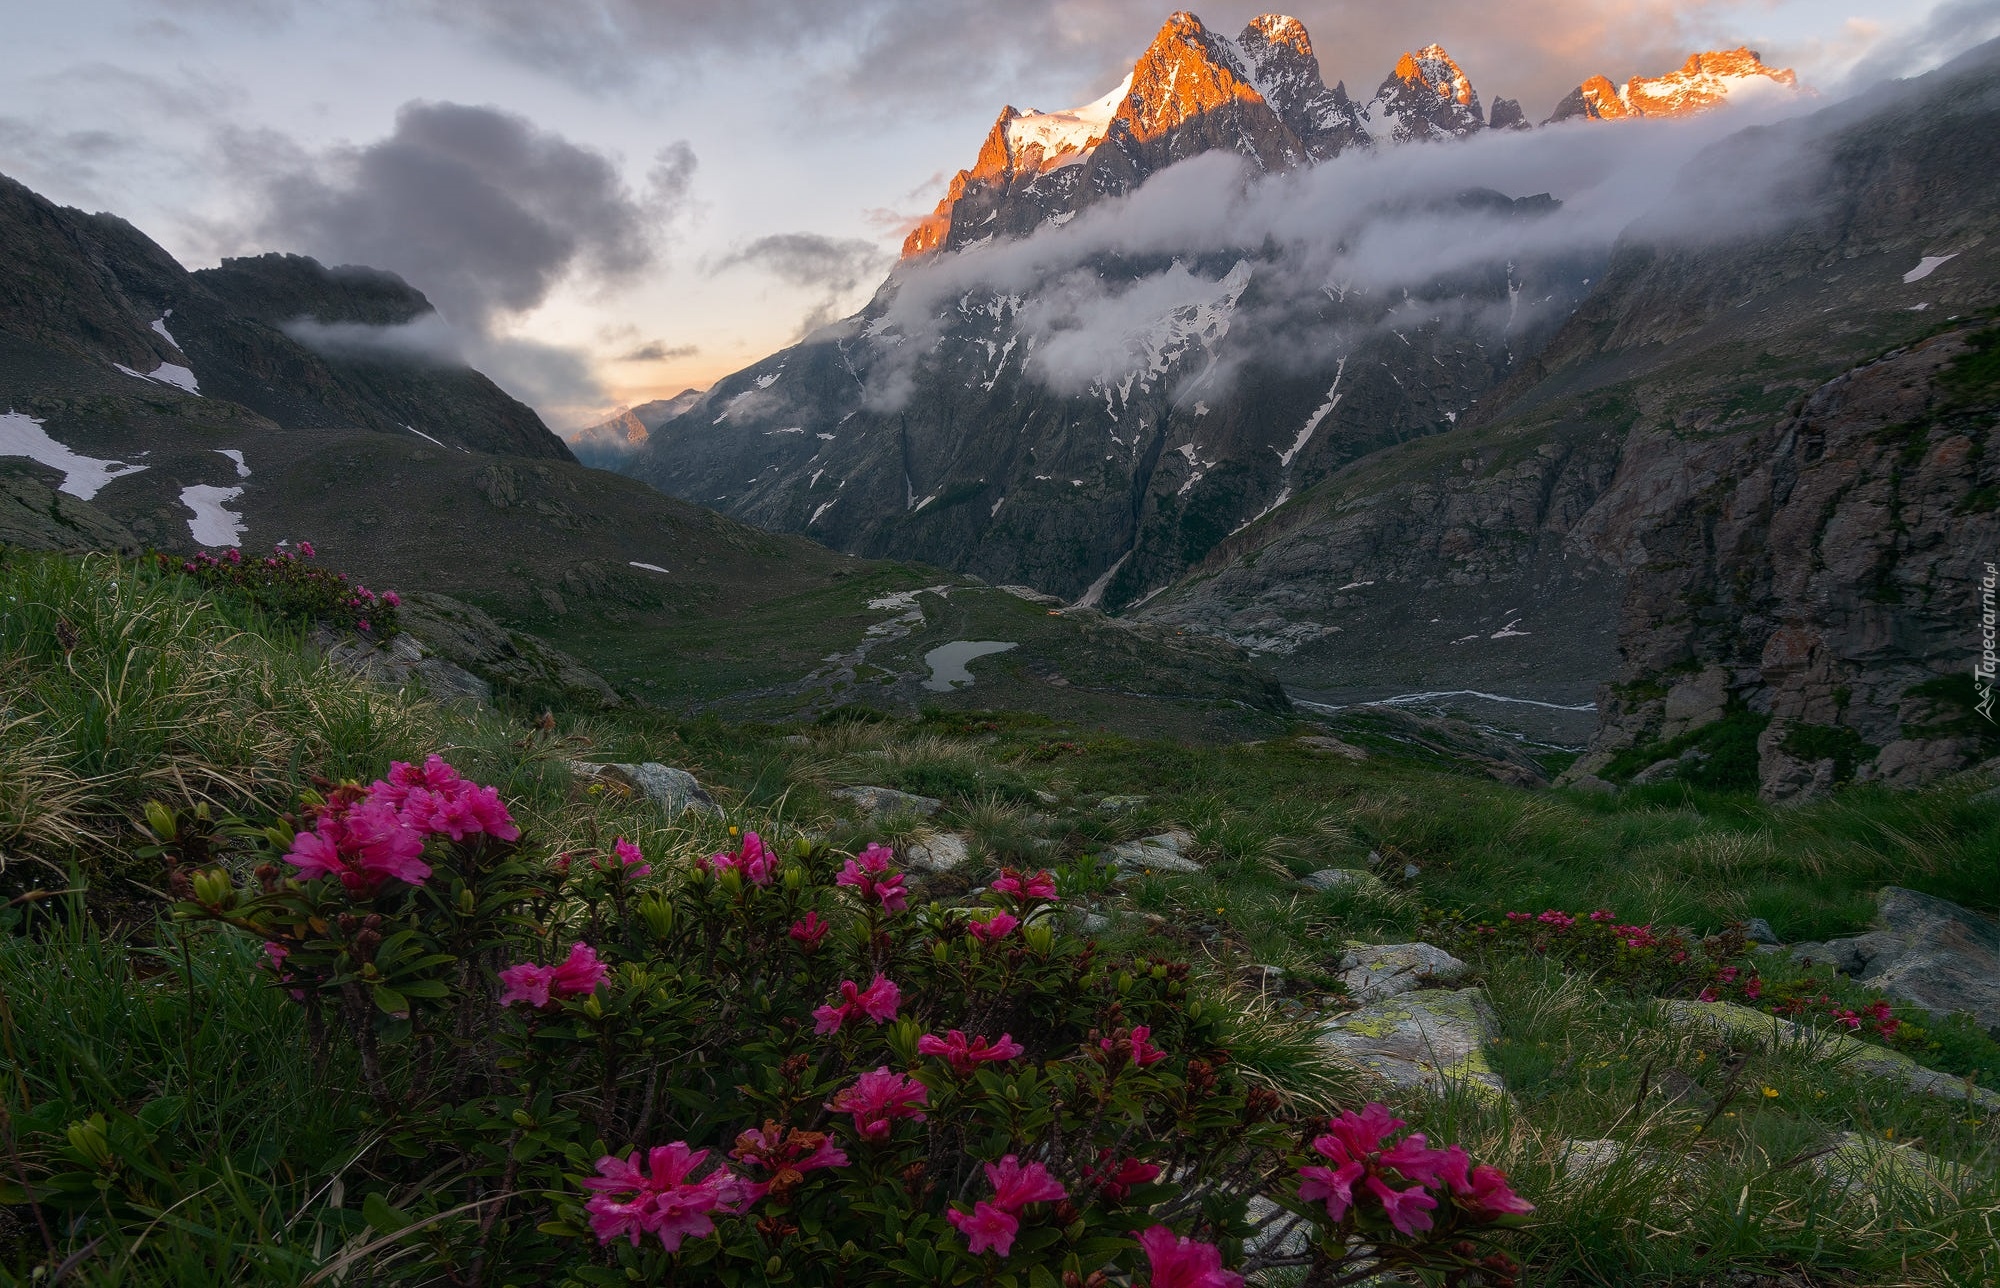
xmin=1365 ymin=42 xmax=1484 ymax=142
xmin=1548 ymin=47 xmax=1797 ymax=123
xmin=1115 ymin=9 xmax=1263 ymax=144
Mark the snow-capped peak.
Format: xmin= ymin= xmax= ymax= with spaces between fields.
xmin=1547 ymin=48 xmax=1798 ymax=123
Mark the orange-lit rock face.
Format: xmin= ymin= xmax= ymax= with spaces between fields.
xmin=1550 ymin=47 xmax=1796 ymax=125
xmin=1115 ymin=11 xmax=1263 ymax=143
xmin=1620 ymin=48 xmax=1796 ymax=116
xmin=1241 ymin=13 xmax=1312 ymax=63
xmin=1397 ymin=44 xmax=1477 ymax=108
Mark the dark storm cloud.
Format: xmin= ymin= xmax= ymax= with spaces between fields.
xmin=227 ymin=100 xmax=698 ymax=413
xmin=247 ymin=100 xmax=679 ymax=326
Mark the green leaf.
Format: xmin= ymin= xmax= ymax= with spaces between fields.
xmin=362 ymin=1190 xmax=412 ymax=1234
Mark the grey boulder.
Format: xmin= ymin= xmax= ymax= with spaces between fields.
xmin=571 ymin=762 xmax=723 ymax=818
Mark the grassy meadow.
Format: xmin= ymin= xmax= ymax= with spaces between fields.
xmin=0 ymin=548 xmax=1995 ymax=1285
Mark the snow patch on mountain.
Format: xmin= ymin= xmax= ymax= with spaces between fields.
xmin=114 ymin=361 xmax=200 ymax=394
xmin=0 ymin=411 xmax=149 ymax=499
xmin=180 ymin=484 xmax=246 ymax=547
xmin=1007 ymin=75 xmax=1131 ymax=170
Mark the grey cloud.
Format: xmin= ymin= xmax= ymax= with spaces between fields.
xmin=715 ymin=232 xmax=892 ymax=339
xmin=866 ymin=92 xmax=1831 ymax=405
xmin=404 ymin=1 xmax=1824 ymax=129
xmin=282 ymin=314 xmax=465 ymax=363
xmin=617 ymin=341 xmax=699 ymax=362
xmin=229 ymin=101 xmax=696 ymax=418
xmin=1840 ymin=0 xmax=2000 ymax=91
xmin=714 ymin=232 xmax=890 ymax=293
xmin=243 ymin=100 xmax=679 ymax=327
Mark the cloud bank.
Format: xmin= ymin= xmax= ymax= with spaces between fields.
xmin=860 ymin=92 xmax=1830 ymax=408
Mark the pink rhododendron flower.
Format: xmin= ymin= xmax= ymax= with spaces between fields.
xmin=788 ymin=911 xmax=829 ymax=950
xmin=284 ymin=798 xmax=431 ymax=895
xmin=1365 ymin=1174 xmax=1438 ymax=1234
xmin=827 ymin=1067 xmax=927 ymax=1141
xmin=966 ymin=911 xmax=1019 ymax=943
xmin=1379 ymin=1135 xmax=1470 ymax=1192
xmin=1102 ymin=1025 xmax=1168 ymax=1068
xmin=1082 ymin=1151 xmax=1160 ymax=1202
xmin=1298 ymin=1158 xmax=1365 ymax=1220
xmin=601 ymin=836 xmax=650 ymax=878
xmin=498 ymin=961 xmax=554 ymax=1009
xmin=946 ymin=1201 xmax=1019 ymax=1257
xmin=499 ymin=943 xmax=608 ymax=1009
xmin=581 ymin=1143 xmax=748 ymax=1250
xmin=707 ymin=831 xmax=778 ymax=884
xmin=297 ymin=540 xmax=315 ymax=557
xmin=917 ymin=1029 xmax=1024 ymax=1077
xmin=834 ymin=851 xmax=907 ymax=911
xmin=812 ymin=974 xmax=901 ymax=1033
xmin=1454 ymin=1164 xmax=1534 ymax=1220
xmin=985 ymin=1155 xmax=1065 ymax=1210
xmin=1136 ymin=1225 xmax=1243 ymax=1288
xmin=989 ymin=868 xmax=1058 ymax=903
xmin=399 ymin=783 xmax=519 ymax=843
xmin=382 ymin=591 xmax=400 ymax=607
xmin=729 ymin=1121 xmax=847 ymax=1200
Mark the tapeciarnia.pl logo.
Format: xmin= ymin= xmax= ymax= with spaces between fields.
xmin=1979 ymin=561 xmax=1997 ymax=722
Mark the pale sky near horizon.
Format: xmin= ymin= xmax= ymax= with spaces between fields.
xmin=0 ymin=0 xmax=1979 ymax=428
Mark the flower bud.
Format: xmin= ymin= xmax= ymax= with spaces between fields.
xmin=782 ymin=864 xmax=806 ymax=891
xmin=457 ymin=886 xmax=476 ymax=915
xmin=192 ymin=867 xmax=236 ymax=910
xmin=1023 ymin=924 xmax=1055 ymax=955
xmin=792 ymin=836 xmax=813 ymax=860
xmin=639 ymin=893 xmax=675 ymax=940
xmin=717 ymin=867 xmax=744 ymax=896
xmin=143 ymin=800 xmax=178 ymax=842
xmin=66 ymin=1115 xmax=113 ymax=1169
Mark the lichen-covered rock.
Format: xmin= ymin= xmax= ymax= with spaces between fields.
xmin=1299 ymin=868 xmax=1386 ymax=896
xmin=1297 ymin=734 xmax=1368 ymax=760
xmin=1658 ymin=998 xmax=1999 ymax=1109
xmin=1813 ymin=1132 xmax=1971 ymax=1195
xmin=1105 ymin=830 xmax=1201 ymax=875
xmin=1788 ymin=887 xmax=2000 ymax=1032
xmin=1317 ymin=987 xmax=1506 ymax=1099
xmin=319 ymin=625 xmax=492 ymax=705
xmin=396 ymin=592 xmax=621 ymax=709
xmin=1336 ymin=942 xmax=1469 ymax=1003
xmin=571 ymin=762 xmax=723 ymax=819
xmin=904 ymin=832 xmax=970 ymax=873
xmin=831 ymin=785 xmax=942 ymax=817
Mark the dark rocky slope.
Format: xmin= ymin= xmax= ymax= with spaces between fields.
xmin=1143 ymin=45 xmax=2000 ymax=790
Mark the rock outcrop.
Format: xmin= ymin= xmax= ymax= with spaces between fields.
xmin=1546 ymin=49 xmax=1796 ymax=124
xmin=1317 ymin=987 xmax=1506 ymax=1098
xmin=1788 ymin=887 xmax=2000 ymax=1032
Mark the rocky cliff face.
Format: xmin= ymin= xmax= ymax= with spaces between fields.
xmin=1362 ymin=45 xmax=1486 ymax=142
xmin=1143 ymin=43 xmax=2000 ymax=788
xmin=566 ymin=388 xmax=701 ymax=467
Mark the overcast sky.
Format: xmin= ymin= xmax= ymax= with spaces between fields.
xmin=1 ymin=0 xmax=1982 ymax=428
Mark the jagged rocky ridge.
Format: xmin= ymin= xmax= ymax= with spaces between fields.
xmin=1142 ymin=45 xmax=2000 ymax=791
xmin=625 ymin=11 xmax=1680 ymax=609
xmin=622 ymin=12 xmax=1802 ymax=617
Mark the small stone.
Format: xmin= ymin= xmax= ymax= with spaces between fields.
xmin=904 ymin=832 xmax=969 ymax=873
xmin=832 ymin=785 xmax=943 ymax=817
xmin=1097 ymin=794 xmax=1148 ymax=811
xmin=1569 ymin=774 xmax=1619 ymax=794
xmin=777 ymin=734 xmax=812 ymax=748
xmin=1402 ymin=863 xmax=1421 ymax=880
xmin=1243 ymin=1194 xmax=1310 ymax=1257
xmin=571 ymin=762 xmax=722 ymax=818
xmin=1033 ymin=789 xmax=1059 ymax=805
xmin=1742 ymin=917 xmax=1779 ymax=946
xmin=1336 ymin=942 xmax=1469 ymax=1003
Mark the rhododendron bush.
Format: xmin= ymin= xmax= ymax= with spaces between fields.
xmin=162 ymin=541 xmax=400 ymax=636
xmin=159 ymin=760 xmax=1530 ymax=1284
